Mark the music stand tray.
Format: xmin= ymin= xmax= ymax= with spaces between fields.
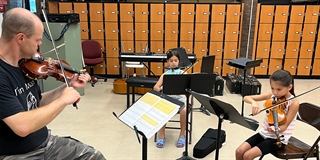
xmin=190 ymin=90 xmax=259 ymax=160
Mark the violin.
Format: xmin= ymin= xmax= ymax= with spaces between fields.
xmin=19 ymin=52 xmax=98 ymax=87
xmin=264 ymin=97 xmax=287 ymax=126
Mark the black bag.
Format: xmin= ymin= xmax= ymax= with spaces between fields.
xmin=193 ymin=128 xmax=226 ymax=158
xmin=214 ymin=72 xmax=224 ymax=96
xmin=225 ymin=73 xmax=241 ymax=94
xmin=247 ymin=75 xmax=262 ymax=95
xmin=238 ymin=75 xmax=252 ymax=96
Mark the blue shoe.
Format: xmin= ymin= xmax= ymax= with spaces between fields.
xmin=176 ymin=137 xmax=185 ymax=148
xmin=156 ymin=138 xmax=165 ymax=148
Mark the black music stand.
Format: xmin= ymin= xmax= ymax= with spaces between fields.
xmin=190 ymin=90 xmax=259 ymax=160
xmin=227 ymin=58 xmax=262 ymax=116
xmin=163 ymin=74 xmax=195 ymax=160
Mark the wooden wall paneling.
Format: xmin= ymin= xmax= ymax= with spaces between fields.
xmin=258 ymin=24 xmax=272 ymax=41
xmin=285 ymin=42 xmax=300 ymax=59
xmin=165 ymin=41 xmax=178 ymax=52
xmin=254 ymin=58 xmax=268 ymax=75
xmin=195 ymin=4 xmax=210 ymax=23
xmin=73 ymin=3 xmax=88 ymax=21
xmin=274 ymin=5 xmax=289 ymax=23
xmin=194 ymin=42 xmax=208 ymax=58
xmin=135 ymin=41 xmax=148 ymax=53
xmin=92 ymin=39 xmax=105 ymax=52
xmin=283 ymin=59 xmax=297 ymax=75
xmin=107 ymin=57 xmax=120 ymax=75
xmin=48 ymin=2 xmax=58 ymax=13
xmin=268 ymin=58 xmax=282 ymax=75
xmin=304 ymin=5 xmax=319 ymax=23
xmin=287 ymin=23 xmax=302 ymax=41
xmin=256 ymin=42 xmax=270 ymax=58
xmin=180 ymin=41 xmax=193 ymax=54
xmin=222 ymin=59 xmax=236 ymax=76
xmin=106 ymin=41 xmax=119 ymax=57
xmin=270 ymin=42 xmax=285 ymax=58
xmin=150 ymin=41 xmax=164 ymax=53
xmin=165 ymin=4 xmax=179 ymax=23
xmin=90 ymin=22 xmax=104 ymax=39
xmin=121 ymin=41 xmax=134 ymax=52
xmin=225 ymin=23 xmax=239 ymax=41
xmin=297 ymin=59 xmax=312 ymax=75
xmin=180 ymin=23 xmax=194 ymax=41
xmin=223 ymin=42 xmax=238 ymax=59
xmin=80 ymin=22 xmax=89 ymax=39
xmin=120 ymin=23 xmax=134 ymax=41
xmin=105 ymin=22 xmax=119 ymax=40
xmin=135 ymin=23 xmax=148 ymax=40
xmin=314 ymin=42 xmax=320 ymax=58
xmin=272 ymin=24 xmax=287 ymax=41
xmin=165 ymin=23 xmax=178 ymax=41
xmin=209 ymin=42 xmax=223 ymax=59
xmin=59 ymin=2 xmax=72 ymax=13
xmin=104 ymin=3 xmax=118 ymax=22
xmin=210 ymin=24 xmax=224 ymax=41
xmin=120 ymin=3 xmax=133 ymax=22
xmin=214 ymin=59 xmax=222 ymax=75
xmin=301 ymin=23 xmax=317 ymax=42
xmin=194 ymin=23 xmax=209 ymax=41
xmin=289 ymin=5 xmax=305 ymax=23
xmin=226 ymin=4 xmax=241 ymax=23
xmin=151 ymin=62 xmax=164 ymax=76
xmin=150 ymin=23 xmax=164 ymax=40
xmin=150 ymin=4 xmax=164 ymax=23
xmin=318 ymin=27 xmax=320 ymax=41
xmin=312 ymin=59 xmax=320 ymax=75
xmin=181 ymin=4 xmax=195 ymax=23
xmin=299 ymin=42 xmax=314 ymax=59
xmin=193 ymin=59 xmax=201 ymax=73
xmin=90 ymin=63 xmax=106 ymax=75
xmin=259 ymin=5 xmax=274 ymax=23
xmin=89 ymin=3 xmax=103 ymax=21
xmin=135 ymin=4 xmax=148 ymax=23
xmin=211 ymin=4 xmax=226 ymax=23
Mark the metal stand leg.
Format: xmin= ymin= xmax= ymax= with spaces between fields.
xmin=192 ymin=105 xmax=211 ymax=116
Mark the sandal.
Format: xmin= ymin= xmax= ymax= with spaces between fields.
xmin=176 ymin=137 xmax=185 ymax=148
xmin=156 ymin=138 xmax=165 ymax=148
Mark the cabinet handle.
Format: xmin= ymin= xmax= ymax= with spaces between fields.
xmin=265 ymin=31 xmax=270 ymax=34
xmin=201 ymin=49 xmax=206 ymax=52
xmin=216 ymin=49 xmax=221 ymax=52
xmin=203 ymin=12 xmax=208 ymax=15
xmin=142 ymin=11 xmax=147 ymax=15
xmin=97 ymin=30 xmax=102 ymax=32
xmin=188 ymin=12 xmax=193 ymax=15
xmin=113 ymin=65 xmax=118 ymax=68
xmin=96 ymin=11 xmax=101 ymax=14
xmin=305 ymin=66 xmax=309 ymax=69
xmin=157 ymin=48 xmax=161 ymax=51
xmin=298 ymin=13 xmax=302 ymax=16
xmin=128 ymin=30 xmax=132 ymax=33
xmin=215 ymin=66 xmax=220 ymax=69
xmin=172 ymin=12 xmax=177 ymax=15
xmin=81 ymin=11 xmax=85 ymax=14
xmin=309 ymin=31 xmax=314 ymax=34
xmin=295 ymin=31 xmax=300 ymax=34
xmin=262 ymin=65 xmax=266 ymax=68
xmin=218 ymin=31 xmax=222 ymax=34
xmin=307 ymin=49 xmax=312 ymax=52
xmin=313 ymin=13 xmax=317 ymax=16
xmin=230 ymin=67 xmax=234 ymax=69
xmin=157 ymin=66 xmax=161 ymax=69
xmin=172 ymin=30 xmax=176 ymax=34
xmin=276 ymin=65 xmax=281 ymax=69
xmin=111 ymin=11 xmax=116 ymax=14
xmin=112 ymin=30 xmax=116 ymax=33
xmin=187 ymin=49 xmax=191 ymax=52
xmin=231 ymin=49 xmax=235 ymax=52
xmin=278 ymin=49 xmax=282 ymax=52
xmin=113 ymin=48 xmax=117 ymax=50
xmin=127 ymin=11 xmax=131 ymax=14
xmin=293 ymin=49 xmax=297 ymax=52
xmin=82 ymin=29 xmax=86 ymax=32
xmin=280 ymin=31 xmax=284 ymax=34
xmin=158 ymin=30 xmax=162 ymax=33
xmin=142 ymin=30 xmax=146 ymax=33
xmin=187 ymin=31 xmax=192 ymax=34
xmin=128 ymin=48 xmax=132 ymax=51
xmin=282 ymin=13 xmax=286 ymax=16
xmin=232 ymin=31 xmax=237 ymax=34
xmin=219 ymin=12 xmax=223 ymax=15
xmin=202 ymin=31 xmax=206 ymax=34
xmin=66 ymin=10 xmax=71 ymax=13
xmin=157 ymin=12 xmax=162 ymax=15
xmin=290 ymin=66 xmax=295 ymax=69
xmin=267 ymin=13 xmax=272 ymax=16
xmin=264 ymin=48 xmax=268 ymax=52
xmin=234 ymin=12 xmax=238 ymax=16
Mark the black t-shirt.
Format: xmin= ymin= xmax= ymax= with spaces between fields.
xmin=0 ymin=60 xmax=48 ymax=155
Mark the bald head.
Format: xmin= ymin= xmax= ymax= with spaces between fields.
xmin=1 ymin=8 xmax=42 ymax=42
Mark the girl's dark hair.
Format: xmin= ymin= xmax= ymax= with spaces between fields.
xmin=166 ymin=50 xmax=180 ymax=61
xmin=270 ymin=70 xmax=295 ymax=96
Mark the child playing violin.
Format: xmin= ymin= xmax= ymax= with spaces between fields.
xmin=235 ymin=70 xmax=299 ymax=160
xmin=153 ymin=50 xmax=187 ymax=148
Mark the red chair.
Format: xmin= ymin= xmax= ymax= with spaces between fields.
xmin=82 ymin=40 xmax=107 ymax=82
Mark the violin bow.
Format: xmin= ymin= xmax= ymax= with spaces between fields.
xmin=182 ymin=60 xmax=200 ymax=74
xmin=250 ymin=85 xmax=320 ymax=116
xmin=41 ymin=1 xmax=78 ymax=109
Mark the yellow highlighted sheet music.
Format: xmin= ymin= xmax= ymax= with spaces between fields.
xmin=118 ymin=90 xmax=183 ymax=139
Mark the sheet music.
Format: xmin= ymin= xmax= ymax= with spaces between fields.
xmin=119 ymin=92 xmax=181 ymax=139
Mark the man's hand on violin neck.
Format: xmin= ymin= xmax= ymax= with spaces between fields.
xmin=60 ymin=87 xmax=81 ymax=105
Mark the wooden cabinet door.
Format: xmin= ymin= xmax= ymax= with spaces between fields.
xmin=258 ymin=24 xmax=272 ymax=41
xmin=150 ymin=41 xmax=163 ymax=53
xmin=211 ymin=4 xmax=225 ymax=23
xmin=254 ymin=58 xmax=268 ymax=75
xmin=106 ymin=41 xmax=119 ymax=57
xmin=165 ymin=23 xmax=178 ymax=41
xmin=287 ymin=23 xmax=302 ymax=41
xmin=284 ymin=59 xmax=297 ymax=75
xmin=92 ymin=39 xmax=105 ymax=52
xmin=89 ymin=3 xmax=103 ymax=21
xmin=80 ymin=22 xmax=89 ymax=39
xmin=194 ymin=42 xmax=208 ymax=58
xmin=226 ymin=4 xmax=241 ymax=23
xmin=268 ymin=59 xmax=282 ymax=75
xmin=135 ymin=4 xmax=148 ymax=23
xmin=180 ymin=23 xmax=194 ymax=41
xmin=105 ymin=22 xmax=118 ymax=40
xmin=270 ymin=42 xmax=285 ymax=58
xmin=260 ymin=5 xmax=274 ymax=23
xmin=150 ymin=4 xmax=164 ymax=23
xmin=272 ymin=24 xmax=287 ymax=41
xmin=304 ymin=5 xmax=319 ymax=23
xmin=120 ymin=23 xmax=134 ymax=41
xmin=165 ymin=42 xmax=178 ymax=53
xmin=90 ymin=22 xmax=104 ymax=39
xmin=135 ymin=23 xmax=148 ymax=41
xmin=107 ymin=58 xmax=120 ymax=75
xmin=195 ymin=4 xmax=210 ymax=23
xmin=223 ymin=42 xmax=238 ymax=59
xmin=59 ymin=3 xmax=72 ymax=13
xmin=121 ymin=41 xmax=134 ymax=52
xmin=301 ymin=24 xmax=317 ymax=42
xmin=210 ymin=24 xmax=224 ymax=41
xmin=165 ymin=4 xmax=179 ymax=22
xmin=49 ymin=2 xmax=58 ymax=13
xmin=314 ymin=42 xmax=320 ymax=58
xmin=297 ymin=59 xmax=312 ymax=75
xmin=222 ymin=60 xmax=236 ymax=76
xmin=151 ymin=63 xmax=164 ymax=76
xmin=225 ymin=24 xmax=239 ymax=41
xmin=180 ymin=42 xmax=193 ymax=54
xmin=120 ymin=3 xmax=133 ymax=22
xmin=74 ymin=3 xmax=87 ymax=21
xmin=256 ymin=42 xmax=270 ymax=58
xmin=104 ymin=3 xmax=118 ymax=22
xmin=195 ymin=23 xmax=208 ymax=41
xmin=214 ymin=59 xmax=222 ymax=75
xmin=181 ymin=4 xmax=195 ymax=23
xmin=312 ymin=59 xmax=320 ymax=75
xmin=150 ymin=23 xmax=164 ymax=40
xmin=299 ymin=42 xmax=314 ymax=59
xmin=209 ymin=42 xmax=223 ymax=59
xmin=290 ymin=5 xmax=305 ymax=23
xmin=285 ymin=42 xmax=300 ymax=59
xmin=135 ymin=41 xmax=148 ymax=53
xmin=274 ymin=5 xmax=289 ymax=23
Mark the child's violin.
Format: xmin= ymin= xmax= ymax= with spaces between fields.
xmin=264 ymin=97 xmax=287 ymax=126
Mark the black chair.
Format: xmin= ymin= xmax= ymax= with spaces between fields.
xmin=259 ymin=102 xmax=320 ymax=160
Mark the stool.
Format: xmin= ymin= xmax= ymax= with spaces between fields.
xmin=126 ymin=77 xmax=159 ymax=108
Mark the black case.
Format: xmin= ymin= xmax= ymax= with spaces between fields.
xmin=238 ymin=75 xmax=252 ymax=96
xmin=214 ymin=72 xmax=224 ymax=96
xmin=247 ymin=75 xmax=262 ymax=95
xmin=225 ymin=73 xmax=241 ymax=94
xmin=193 ymin=128 xmax=226 ymax=158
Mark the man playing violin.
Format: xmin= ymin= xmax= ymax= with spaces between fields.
xmin=0 ymin=8 xmax=106 ymax=159
xmin=235 ymin=70 xmax=299 ymax=160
